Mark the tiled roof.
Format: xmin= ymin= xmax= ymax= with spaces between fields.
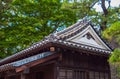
xmin=0 ymin=19 xmax=112 ymax=71
xmin=56 ymin=19 xmax=90 ymax=39
xmin=0 ymin=52 xmax=55 ymax=72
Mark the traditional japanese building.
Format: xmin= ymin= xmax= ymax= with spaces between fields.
xmin=0 ymin=19 xmax=112 ymax=79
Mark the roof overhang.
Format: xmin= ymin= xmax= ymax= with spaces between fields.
xmin=0 ymin=52 xmax=60 ymax=72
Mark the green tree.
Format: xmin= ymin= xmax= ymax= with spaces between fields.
xmin=103 ymin=22 xmax=120 ymax=45
xmin=0 ymin=0 xmax=120 ymax=59
xmin=103 ymin=21 xmax=120 ymax=63
xmin=61 ymin=0 xmax=120 ymax=31
xmin=0 ymin=0 xmax=13 ymax=58
xmin=0 ymin=0 xmax=76 ymax=59
xmin=103 ymin=21 xmax=120 ymax=76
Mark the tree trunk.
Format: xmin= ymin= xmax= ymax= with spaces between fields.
xmin=101 ymin=0 xmax=108 ymax=16
xmin=101 ymin=0 xmax=109 ymax=31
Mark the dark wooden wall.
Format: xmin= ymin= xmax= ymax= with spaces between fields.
xmin=59 ymin=51 xmax=109 ymax=71
xmin=56 ymin=51 xmax=111 ymax=79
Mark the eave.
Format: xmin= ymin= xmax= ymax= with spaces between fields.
xmin=0 ymin=52 xmax=59 ymax=72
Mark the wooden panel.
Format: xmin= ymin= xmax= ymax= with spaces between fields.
xmin=89 ymin=71 xmax=110 ymax=79
xmin=61 ymin=52 xmax=89 ymax=68
xmin=60 ymin=51 xmax=109 ymax=71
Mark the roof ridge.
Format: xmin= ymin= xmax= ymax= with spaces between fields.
xmin=56 ymin=21 xmax=91 ymax=40
xmin=56 ymin=19 xmax=90 ymax=36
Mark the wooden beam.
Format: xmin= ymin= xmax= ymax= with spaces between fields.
xmin=16 ymin=66 xmax=27 ymax=73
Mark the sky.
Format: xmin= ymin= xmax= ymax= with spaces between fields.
xmin=94 ymin=0 xmax=120 ymax=12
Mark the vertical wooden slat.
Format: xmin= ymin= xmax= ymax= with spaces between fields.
xmin=74 ymin=70 xmax=76 ymax=79
xmin=20 ymin=73 xmax=26 ymax=79
xmin=54 ymin=65 xmax=58 ymax=79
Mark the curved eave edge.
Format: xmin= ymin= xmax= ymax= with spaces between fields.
xmin=89 ymin=23 xmax=113 ymax=51
xmin=0 ymin=39 xmax=54 ymax=65
xmin=0 ymin=51 xmax=56 ymax=72
xmin=53 ymin=40 xmax=111 ymax=54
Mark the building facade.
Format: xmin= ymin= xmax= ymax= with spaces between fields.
xmin=0 ymin=19 xmax=112 ymax=79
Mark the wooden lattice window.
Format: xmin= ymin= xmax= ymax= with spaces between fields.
xmin=59 ymin=69 xmax=73 ymax=79
xmin=89 ymin=71 xmax=94 ymax=79
xmin=100 ymin=72 xmax=105 ymax=79
xmin=89 ymin=71 xmax=109 ymax=79
xmin=67 ymin=70 xmax=73 ymax=79
xmin=95 ymin=72 xmax=99 ymax=79
xmin=74 ymin=70 xmax=87 ymax=79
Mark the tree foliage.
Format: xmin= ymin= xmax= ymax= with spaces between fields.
xmin=0 ymin=0 xmax=13 ymax=58
xmin=103 ymin=22 xmax=120 ymax=61
xmin=103 ymin=21 xmax=120 ymax=76
xmin=109 ymin=49 xmax=120 ymax=63
xmin=103 ymin=22 xmax=120 ymax=45
xmin=0 ymin=0 xmax=120 ymax=59
xmin=61 ymin=0 xmax=120 ymax=30
xmin=0 ymin=0 xmax=76 ymax=59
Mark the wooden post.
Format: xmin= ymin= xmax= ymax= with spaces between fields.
xmin=21 ymin=73 xmax=26 ymax=79
xmin=20 ymin=67 xmax=29 ymax=79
